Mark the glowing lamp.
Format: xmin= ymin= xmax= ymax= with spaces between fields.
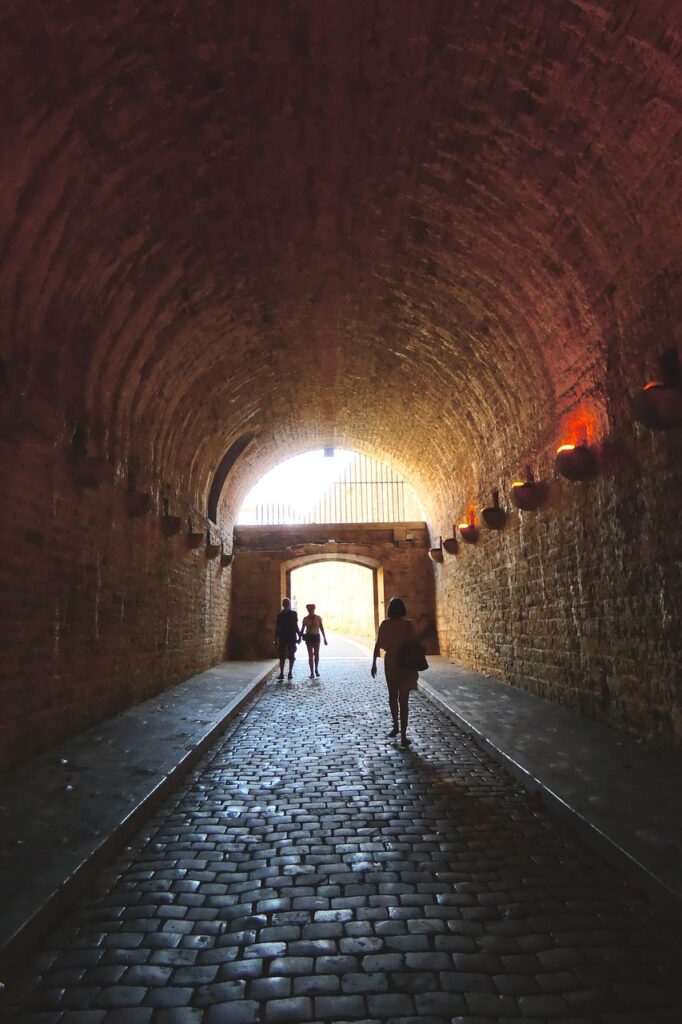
xmin=509 ymin=468 xmax=548 ymax=512
xmin=631 ymin=349 xmax=682 ymax=430
xmin=481 ymin=490 xmax=507 ymax=530
xmin=442 ymin=536 xmax=459 ymax=555
xmin=458 ymin=514 xmax=479 ymax=544
xmin=554 ymin=443 xmax=597 ymax=481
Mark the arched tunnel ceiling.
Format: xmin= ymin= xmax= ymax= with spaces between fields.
xmin=2 ymin=1 xmax=681 ymax=518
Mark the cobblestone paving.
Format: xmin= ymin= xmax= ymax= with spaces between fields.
xmin=3 ymin=660 xmax=681 ymax=1023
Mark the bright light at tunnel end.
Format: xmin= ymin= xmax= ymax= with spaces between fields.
xmin=238 ymin=449 xmax=359 ymax=524
xmin=237 ymin=448 xmax=426 ymax=525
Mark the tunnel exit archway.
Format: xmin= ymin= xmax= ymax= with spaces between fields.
xmin=289 ymin=557 xmax=383 ymax=639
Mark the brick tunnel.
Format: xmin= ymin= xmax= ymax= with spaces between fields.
xmin=1 ymin=1 xmax=681 ymax=1019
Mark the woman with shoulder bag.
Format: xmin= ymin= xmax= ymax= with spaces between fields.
xmin=371 ymin=596 xmax=427 ymax=746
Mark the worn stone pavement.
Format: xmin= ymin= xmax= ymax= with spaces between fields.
xmin=3 ymin=657 xmax=681 ymax=1023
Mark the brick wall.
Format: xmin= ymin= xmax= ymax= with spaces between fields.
xmin=0 ymin=436 xmax=231 ymax=771
xmin=431 ymin=280 xmax=682 ymax=745
xmin=434 ymin=442 xmax=682 ymax=744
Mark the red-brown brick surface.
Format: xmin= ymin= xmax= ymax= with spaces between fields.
xmin=1 ymin=1 xmax=681 ymax=766
xmin=0 ymin=453 xmax=231 ymax=769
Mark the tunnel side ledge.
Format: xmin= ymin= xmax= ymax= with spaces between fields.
xmin=419 ymin=660 xmax=682 ymax=923
xmin=0 ymin=659 xmax=278 ymax=983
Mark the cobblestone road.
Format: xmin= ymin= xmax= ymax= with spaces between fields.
xmin=4 ymin=659 xmax=681 ymax=1023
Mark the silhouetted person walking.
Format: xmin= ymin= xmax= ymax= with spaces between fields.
xmin=300 ymin=603 xmax=328 ymax=678
xmin=274 ymin=598 xmax=301 ymax=680
xmin=371 ymin=596 xmax=419 ymax=745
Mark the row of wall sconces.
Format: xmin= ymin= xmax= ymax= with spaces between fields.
xmin=69 ymin=429 xmax=234 ymax=566
xmin=430 ymin=350 xmax=682 ymax=562
xmin=153 ymin=500 xmax=234 ymax=564
xmin=431 ymin=444 xmax=604 ymax=561
xmin=630 ymin=347 xmax=682 ymax=431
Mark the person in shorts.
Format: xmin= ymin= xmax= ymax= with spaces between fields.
xmin=300 ymin=603 xmax=328 ymax=678
xmin=274 ymin=598 xmax=301 ymax=680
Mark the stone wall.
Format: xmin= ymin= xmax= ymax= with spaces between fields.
xmin=0 ymin=436 xmax=231 ymax=771
xmin=229 ymin=523 xmax=438 ymax=660
xmin=432 ymin=382 xmax=682 ymax=746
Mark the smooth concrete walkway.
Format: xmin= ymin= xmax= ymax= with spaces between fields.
xmin=420 ymin=659 xmax=682 ymax=917
xmin=0 ymin=661 xmax=277 ymax=976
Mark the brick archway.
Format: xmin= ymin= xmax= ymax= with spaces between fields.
xmin=228 ymin=523 xmax=437 ymax=660
xmin=282 ymin=553 xmax=385 ymax=636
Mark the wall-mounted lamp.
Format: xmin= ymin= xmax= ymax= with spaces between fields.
xmin=509 ymin=467 xmax=549 ymax=511
xmin=186 ymin=517 xmax=204 ymax=550
xmin=70 ymin=426 xmax=113 ymax=487
xmin=481 ymin=490 xmax=507 ymax=530
xmin=631 ymin=348 xmax=682 ymax=430
xmin=429 ymin=537 xmax=444 ymax=562
xmin=554 ymin=443 xmax=597 ymax=481
xmin=160 ymin=496 xmax=182 ymax=536
xmin=442 ymin=536 xmax=459 ymax=555
xmin=457 ymin=510 xmax=479 ymax=544
xmin=206 ymin=530 xmax=221 ymax=559
xmin=125 ymin=471 xmax=151 ymax=517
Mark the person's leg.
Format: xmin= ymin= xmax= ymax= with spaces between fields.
xmin=287 ymin=641 xmax=295 ymax=679
xmin=277 ymin=645 xmax=285 ymax=679
xmin=307 ymin=641 xmax=315 ymax=676
xmin=399 ymin=692 xmax=410 ymax=744
xmin=388 ymin=690 xmax=399 ymax=736
xmin=314 ymin=639 xmax=320 ymax=675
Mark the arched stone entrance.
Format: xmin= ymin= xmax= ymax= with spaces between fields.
xmin=283 ymin=553 xmax=385 ymax=635
xmin=228 ymin=522 xmax=437 ymax=659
